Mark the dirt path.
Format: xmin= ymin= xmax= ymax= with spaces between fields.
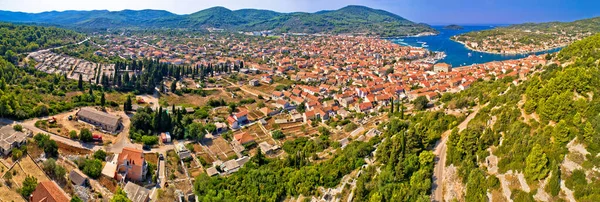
xmin=432 ymin=104 xmax=485 ymax=202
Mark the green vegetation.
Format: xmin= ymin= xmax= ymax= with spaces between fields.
xmin=444 ymin=24 xmax=464 ymax=30
xmin=0 ymin=6 xmax=436 ymax=37
xmin=454 ymin=17 xmax=600 ymax=53
xmin=20 ymin=175 xmax=37 ymax=197
xmin=444 ymin=33 xmax=600 ymax=201
xmin=42 ymin=158 xmax=67 ymax=183
xmin=194 ymin=139 xmax=375 ymax=201
xmin=93 ymin=150 xmax=107 ymax=161
xmin=0 ymin=22 xmax=84 ymax=63
xmin=111 ymin=187 xmax=132 ymax=202
xmin=352 ymin=111 xmax=459 ymax=201
xmin=76 ymin=158 xmax=103 ymax=179
xmin=34 ymin=133 xmax=59 ymax=158
xmin=271 ymin=130 xmax=285 ymax=140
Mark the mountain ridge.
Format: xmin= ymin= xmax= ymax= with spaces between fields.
xmin=0 ymin=5 xmax=437 ymax=36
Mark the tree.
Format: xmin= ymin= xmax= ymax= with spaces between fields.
xmin=546 ymin=162 xmax=561 ymax=196
xmin=4 ymin=50 xmax=17 ymax=64
xmin=525 ymin=144 xmax=549 ymax=181
xmin=78 ymin=74 xmax=83 ymax=90
xmin=111 ymin=187 xmax=132 ymax=202
xmin=44 ymin=140 xmax=59 ymax=158
xmin=12 ymin=124 xmax=22 ymax=132
xmin=465 ymin=169 xmax=487 ymax=202
xmin=79 ymin=128 xmax=93 ymax=142
xmin=170 ymin=81 xmax=177 ymax=93
xmin=20 ymin=175 xmax=38 ymax=197
xmin=186 ymin=122 xmax=205 ymax=141
xmin=272 ymin=130 xmax=285 ymax=140
xmin=141 ymin=135 xmax=159 ymax=146
xmin=93 ymin=150 xmax=107 ymax=161
xmin=100 ymin=92 xmax=106 ymax=106
xmin=124 ymin=95 xmax=133 ymax=111
xmin=71 ymin=196 xmax=84 ymax=202
xmin=412 ymin=96 xmax=429 ymax=111
xmin=4 ymin=170 xmax=13 ymax=186
xmin=69 ymin=130 xmax=78 ymax=139
xmin=296 ymin=102 xmax=306 ymax=113
xmin=82 ymin=159 xmax=103 ymax=179
xmin=88 ymin=87 xmax=95 ymax=102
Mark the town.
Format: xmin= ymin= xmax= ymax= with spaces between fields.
xmin=0 ymin=30 xmax=552 ymax=202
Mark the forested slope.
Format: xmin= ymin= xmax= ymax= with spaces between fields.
xmin=442 ymin=33 xmax=600 ymax=201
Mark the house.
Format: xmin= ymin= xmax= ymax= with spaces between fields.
xmin=340 ymin=97 xmax=355 ymax=108
xmin=76 ymin=107 xmax=122 ymax=133
xmin=69 ymin=169 xmax=89 ymax=186
xmin=356 ymin=102 xmax=373 ymax=113
xmin=259 ymin=142 xmax=280 ymax=155
xmin=227 ymin=116 xmax=239 ymax=129
xmin=221 ymin=159 xmax=240 ymax=174
xmin=206 ymin=167 xmax=220 ymax=177
xmin=271 ymin=91 xmax=284 ymax=100
xmin=234 ymin=132 xmax=255 ymax=145
xmin=303 ymin=110 xmax=316 ymax=123
xmin=160 ymin=132 xmax=172 ymax=143
xmin=259 ymin=107 xmax=278 ymax=116
xmin=234 ymin=110 xmax=249 ymax=124
xmin=248 ymin=79 xmax=259 ymax=86
xmin=116 ymin=147 xmax=148 ymax=183
xmin=0 ymin=125 xmax=27 ymax=156
xmin=214 ymin=122 xmax=228 ymax=134
xmin=290 ymin=113 xmax=303 ymax=122
xmin=433 ymin=63 xmax=452 ymax=73
xmin=220 ymin=156 xmax=249 ymax=175
xmin=123 ymin=182 xmax=150 ymax=202
xmin=29 ymin=181 xmax=70 ymax=202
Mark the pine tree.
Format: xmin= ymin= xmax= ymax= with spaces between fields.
xmin=100 ymin=92 xmax=106 ymax=106
xmin=170 ymin=81 xmax=177 ymax=93
xmin=78 ymin=74 xmax=83 ymax=90
xmin=88 ymin=87 xmax=95 ymax=102
xmin=124 ymin=96 xmax=132 ymax=111
xmin=525 ymin=144 xmax=549 ymax=181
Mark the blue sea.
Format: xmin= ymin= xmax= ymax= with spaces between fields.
xmin=389 ymin=25 xmax=561 ymax=67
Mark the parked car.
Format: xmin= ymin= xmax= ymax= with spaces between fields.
xmin=159 ymin=154 xmax=164 ymax=160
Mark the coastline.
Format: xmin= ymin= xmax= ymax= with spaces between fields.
xmin=451 ymin=38 xmax=564 ymax=55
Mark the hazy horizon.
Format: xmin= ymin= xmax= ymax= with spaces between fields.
xmin=1 ymin=0 xmax=599 ymax=25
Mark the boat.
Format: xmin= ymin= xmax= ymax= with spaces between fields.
xmin=468 ymin=52 xmax=472 ymax=57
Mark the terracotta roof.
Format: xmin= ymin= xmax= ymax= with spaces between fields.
xmin=234 ymin=132 xmax=255 ymax=145
xmin=119 ymin=147 xmax=145 ymax=166
xmin=30 ymin=181 xmax=70 ymax=202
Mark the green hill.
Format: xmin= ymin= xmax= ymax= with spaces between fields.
xmin=453 ymin=17 xmax=600 ymax=53
xmin=0 ymin=6 xmax=436 ymax=36
xmin=441 ymin=33 xmax=600 ymax=201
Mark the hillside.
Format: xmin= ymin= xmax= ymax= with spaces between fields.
xmin=0 ymin=6 xmax=436 ymax=36
xmin=444 ymin=24 xmax=463 ymax=30
xmin=452 ymin=17 xmax=600 ymax=54
xmin=0 ymin=22 xmax=85 ymax=63
xmin=440 ymin=34 xmax=600 ymax=201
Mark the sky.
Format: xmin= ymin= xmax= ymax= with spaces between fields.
xmin=1 ymin=0 xmax=599 ymax=24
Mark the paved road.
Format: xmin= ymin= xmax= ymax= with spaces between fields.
xmin=431 ymin=104 xmax=484 ymax=202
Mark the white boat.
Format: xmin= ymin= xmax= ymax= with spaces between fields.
xmin=468 ymin=52 xmax=472 ymax=57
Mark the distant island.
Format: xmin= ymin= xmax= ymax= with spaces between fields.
xmin=0 ymin=5 xmax=438 ymax=37
xmin=444 ymin=24 xmax=464 ymax=30
xmin=452 ymin=16 xmax=600 ymax=54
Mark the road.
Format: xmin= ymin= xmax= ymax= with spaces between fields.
xmin=431 ymin=104 xmax=484 ymax=202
